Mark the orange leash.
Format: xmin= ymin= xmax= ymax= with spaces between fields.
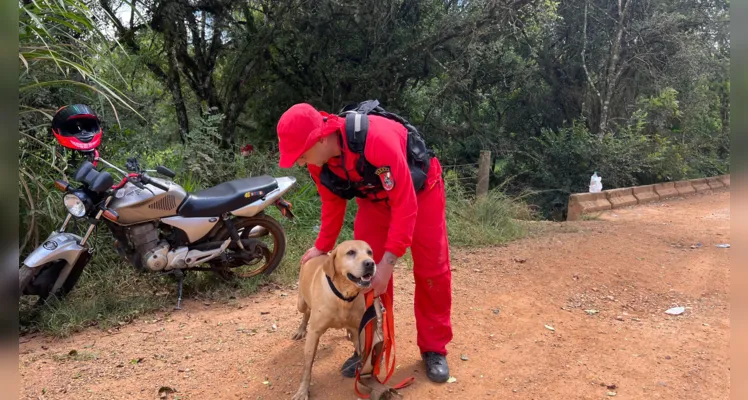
xmin=354 ymin=292 xmax=414 ymax=399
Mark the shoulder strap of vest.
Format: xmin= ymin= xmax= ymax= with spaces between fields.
xmin=344 ymin=112 xmax=369 ymax=154
xmin=341 ymin=99 xmax=432 ymax=158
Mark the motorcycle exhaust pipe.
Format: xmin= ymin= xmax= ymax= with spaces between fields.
xmin=192 ymin=236 xmax=264 ymax=252
xmin=193 ymin=223 xmax=269 ymax=251
xmin=191 ymin=241 xmax=229 ymax=251
xmin=246 ymin=226 xmax=269 ymax=237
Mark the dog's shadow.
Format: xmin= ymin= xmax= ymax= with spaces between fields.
xmin=263 ymin=326 xmax=431 ymax=398
xmin=272 ymin=327 xmax=356 ymax=368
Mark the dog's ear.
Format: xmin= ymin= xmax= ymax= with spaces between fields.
xmin=322 ymin=246 xmax=337 ymax=278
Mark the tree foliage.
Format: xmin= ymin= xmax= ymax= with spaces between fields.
xmin=19 ymin=0 xmax=730 ymax=222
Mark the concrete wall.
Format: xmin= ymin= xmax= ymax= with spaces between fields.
xmin=632 ymin=185 xmax=659 ymax=204
xmin=566 ymin=174 xmax=729 ymax=221
xmin=720 ymin=175 xmax=730 ymax=187
xmin=690 ymin=178 xmax=711 ymax=193
xmin=654 ymin=182 xmax=679 ymax=200
xmin=675 ymin=181 xmax=695 ymax=196
xmin=567 ymin=192 xmax=611 ymax=221
xmin=606 ymin=188 xmax=638 ymax=209
xmin=707 ymin=177 xmax=725 ymax=190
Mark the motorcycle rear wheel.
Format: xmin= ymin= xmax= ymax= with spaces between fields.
xmin=209 ymin=213 xmax=287 ymax=278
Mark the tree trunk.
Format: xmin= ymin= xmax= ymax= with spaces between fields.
xmin=220 ymin=56 xmax=260 ymax=148
xmin=599 ymin=0 xmax=632 ymax=136
xmin=161 ymin=4 xmax=190 ymax=144
xmin=477 ymin=150 xmax=491 ymax=198
xmin=221 ymin=100 xmax=243 ymax=149
xmin=581 ymin=0 xmax=603 ymax=134
xmin=100 ymin=0 xmax=190 ymax=143
xmin=166 ymin=48 xmax=190 ymax=143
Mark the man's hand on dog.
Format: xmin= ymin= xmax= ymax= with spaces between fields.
xmin=300 ymin=246 xmax=325 ymax=265
xmin=365 ymin=251 xmax=397 ymax=296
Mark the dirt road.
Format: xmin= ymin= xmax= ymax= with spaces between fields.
xmin=19 ymin=191 xmax=730 ymax=400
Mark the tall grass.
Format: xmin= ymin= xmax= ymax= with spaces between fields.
xmin=444 ymin=173 xmax=533 ymax=247
xmin=18 ymin=0 xmax=142 ymax=256
xmin=19 ymin=0 xmax=141 ymax=120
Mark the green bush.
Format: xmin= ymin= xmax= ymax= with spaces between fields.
xmin=501 ymin=87 xmax=729 ymax=218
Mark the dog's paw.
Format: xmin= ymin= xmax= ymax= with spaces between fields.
xmin=291 ymin=388 xmax=309 ymax=400
xmin=291 ymin=330 xmax=307 ymax=341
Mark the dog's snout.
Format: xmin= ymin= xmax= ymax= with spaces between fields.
xmin=363 ymin=259 xmax=375 ymax=273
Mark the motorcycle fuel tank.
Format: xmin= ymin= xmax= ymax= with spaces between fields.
xmin=108 ymin=179 xmax=187 ymax=225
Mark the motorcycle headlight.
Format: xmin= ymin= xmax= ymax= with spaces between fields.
xmin=64 ymin=192 xmax=88 ymax=217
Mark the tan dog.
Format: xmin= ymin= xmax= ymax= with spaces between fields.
xmin=291 ymin=240 xmax=377 ymax=400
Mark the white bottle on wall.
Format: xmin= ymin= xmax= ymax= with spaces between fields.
xmin=589 ymin=171 xmax=603 ymax=193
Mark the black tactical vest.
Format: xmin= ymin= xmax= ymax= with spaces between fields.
xmin=318 ymin=100 xmax=433 ymax=200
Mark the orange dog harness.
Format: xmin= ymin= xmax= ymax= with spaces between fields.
xmin=354 ymin=291 xmax=414 ymax=399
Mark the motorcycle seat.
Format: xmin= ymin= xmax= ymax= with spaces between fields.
xmin=178 ymin=175 xmax=279 ymax=218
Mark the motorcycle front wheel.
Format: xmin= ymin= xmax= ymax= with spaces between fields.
xmin=19 ymin=257 xmax=89 ymax=304
xmin=18 ymin=265 xmax=36 ymax=294
xmin=209 ymin=213 xmax=287 ymax=278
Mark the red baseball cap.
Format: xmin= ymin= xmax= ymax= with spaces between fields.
xmin=276 ymin=103 xmax=344 ymax=168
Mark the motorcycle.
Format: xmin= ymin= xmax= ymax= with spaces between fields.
xmin=19 ymin=155 xmax=297 ymax=309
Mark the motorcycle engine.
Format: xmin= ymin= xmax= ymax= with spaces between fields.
xmin=143 ymin=241 xmax=170 ymax=271
xmin=122 ymin=222 xmax=216 ymax=271
xmin=126 ymin=223 xmax=169 ymax=271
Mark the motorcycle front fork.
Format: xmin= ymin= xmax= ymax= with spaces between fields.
xmin=47 ymin=214 xmax=98 ymax=296
xmin=59 ymin=214 xmax=72 ymax=232
xmin=57 ymin=211 xmax=98 ymax=248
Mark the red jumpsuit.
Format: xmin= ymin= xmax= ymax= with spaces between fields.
xmin=307 ymin=115 xmax=453 ymax=355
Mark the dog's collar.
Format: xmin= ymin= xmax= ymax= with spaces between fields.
xmin=326 ymin=274 xmax=358 ymax=302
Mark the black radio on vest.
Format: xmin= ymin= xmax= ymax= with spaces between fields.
xmin=319 ymin=100 xmax=434 ymax=200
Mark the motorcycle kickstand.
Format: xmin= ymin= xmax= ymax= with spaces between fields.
xmin=171 ymin=269 xmax=185 ymax=311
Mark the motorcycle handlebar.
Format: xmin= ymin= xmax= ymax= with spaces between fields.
xmin=94 ymin=156 xmax=171 ymax=192
xmin=141 ymin=173 xmax=169 ymax=191
xmin=156 ymin=166 xmax=177 ymax=178
xmin=112 ymin=173 xmax=140 ymax=190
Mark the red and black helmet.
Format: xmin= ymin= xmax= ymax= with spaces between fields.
xmin=51 ymin=104 xmax=102 ymax=151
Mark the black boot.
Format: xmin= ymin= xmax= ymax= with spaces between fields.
xmin=421 ymin=352 xmax=450 ymax=383
xmin=341 ymin=351 xmax=361 ymax=378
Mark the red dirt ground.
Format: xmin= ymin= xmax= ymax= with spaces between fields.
xmin=19 ymin=191 xmax=730 ymax=400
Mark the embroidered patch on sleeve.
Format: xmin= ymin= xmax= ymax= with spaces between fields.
xmin=375 ymin=166 xmax=395 ymax=191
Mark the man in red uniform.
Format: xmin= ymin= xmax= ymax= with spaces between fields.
xmin=276 ymin=102 xmax=452 ymax=383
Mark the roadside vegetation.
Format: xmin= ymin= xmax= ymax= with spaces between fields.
xmin=18 ymin=0 xmax=729 ymax=336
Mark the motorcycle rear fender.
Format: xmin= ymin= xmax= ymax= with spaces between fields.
xmin=23 ymin=232 xmax=87 ymax=269
xmin=231 ymin=176 xmax=296 ymax=218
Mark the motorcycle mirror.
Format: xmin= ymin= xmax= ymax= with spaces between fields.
xmin=126 ymin=157 xmax=141 ymax=172
xmin=156 ymin=166 xmax=176 ymax=178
